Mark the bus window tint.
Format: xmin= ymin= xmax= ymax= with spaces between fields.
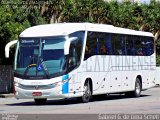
xmin=135 ymin=36 xmax=143 ymax=55
xmin=145 ymin=37 xmax=154 ymax=56
xmin=69 ymin=31 xmax=84 ymax=62
xmin=126 ymin=35 xmax=134 ymax=55
xmin=134 ymin=36 xmax=154 ymax=56
xmin=84 ymin=32 xmax=98 ymax=60
xmin=111 ymin=34 xmax=123 ymax=55
xmin=121 ymin=35 xmax=126 ymax=55
xmin=68 ymin=42 xmax=77 ymax=70
xmin=68 ymin=31 xmax=84 ymax=71
xmin=142 ymin=37 xmax=147 ymax=55
xmin=68 ymin=39 xmax=83 ymax=71
xmin=84 ymin=32 xmax=154 ymax=59
xmin=106 ymin=34 xmax=112 ymax=55
xmin=98 ymin=33 xmax=107 ymax=55
xmin=84 ymin=32 xmax=111 ymax=60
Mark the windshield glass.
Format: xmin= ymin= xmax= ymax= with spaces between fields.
xmin=14 ymin=37 xmax=66 ymax=78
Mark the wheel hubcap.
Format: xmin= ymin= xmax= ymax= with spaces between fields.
xmin=136 ymin=82 xmax=140 ymax=94
xmin=83 ymin=85 xmax=90 ymax=100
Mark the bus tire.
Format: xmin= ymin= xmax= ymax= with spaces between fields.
xmin=34 ymin=98 xmax=47 ymax=105
xmin=125 ymin=77 xmax=142 ymax=97
xmin=81 ymin=81 xmax=92 ymax=103
xmin=133 ymin=77 xmax=142 ymax=97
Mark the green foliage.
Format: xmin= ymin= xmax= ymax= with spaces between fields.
xmin=156 ymin=39 xmax=160 ymax=65
xmin=156 ymin=55 xmax=160 ymax=65
xmin=0 ymin=0 xmax=160 ymax=65
xmin=156 ymin=39 xmax=160 ymax=66
xmin=0 ymin=0 xmax=46 ymax=64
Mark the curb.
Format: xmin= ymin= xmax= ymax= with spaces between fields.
xmin=0 ymin=93 xmax=14 ymax=98
xmin=0 ymin=85 xmax=159 ymax=98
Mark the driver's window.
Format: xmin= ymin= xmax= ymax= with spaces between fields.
xmin=69 ymin=42 xmax=77 ymax=69
xmin=68 ymin=39 xmax=82 ymax=71
xmin=68 ymin=31 xmax=84 ymax=71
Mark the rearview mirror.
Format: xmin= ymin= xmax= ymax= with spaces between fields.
xmin=5 ymin=40 xmax=18 ymax=58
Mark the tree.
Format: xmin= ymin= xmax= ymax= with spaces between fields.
xmin=1 ymin=0 xmax=160 ymax=64
xmin=0 ymin=0 xmax=45 ymax=64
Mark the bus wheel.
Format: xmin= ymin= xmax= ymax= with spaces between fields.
xmin=134 ymin=78 xmax=142 ymax=97
xmin=81 ymin=81 xmax=92 ymax=103
xmin=34 ymin=98 xmax=47 ymax=105
xmin=125 ymin=78 xmax=142 ymax=97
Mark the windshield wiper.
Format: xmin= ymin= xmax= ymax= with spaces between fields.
xmin=23 ymin=56 xmax=50 ymax=79
xmin=39 ymin=57 xmax=50 ymax=79
xmin=36 ymin=39 xmax=51 ymax=79
xmin=23 ymin=56 xmax=37 ymax=78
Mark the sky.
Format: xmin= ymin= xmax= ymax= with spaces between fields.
xmin=140 ymin=0 xmax=150 ymax=4
xmin=140 ymin=0 xmax=160 ymax=4
xmin=116 ymin=0 xmax=151 ymax=4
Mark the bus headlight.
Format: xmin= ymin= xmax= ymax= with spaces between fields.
xmin=62 ymin=79 xmax=68 ymax=84
xmin=14 ymin=82 xmax=20 ymax=87
xmin=51 ymin=82 xmax=62 ymax=88
xmin=50 ymin=77 xmax=71 ymax=88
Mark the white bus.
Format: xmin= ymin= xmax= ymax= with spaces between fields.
xmin=5 ymin=23 xmax=156 ymax=104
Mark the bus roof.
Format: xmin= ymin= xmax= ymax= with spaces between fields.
xmin=20 ymin=23 xmax=154 ymax=38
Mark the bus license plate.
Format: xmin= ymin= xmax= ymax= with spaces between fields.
xmin=32 ymin=92 xmax=42 ymax=96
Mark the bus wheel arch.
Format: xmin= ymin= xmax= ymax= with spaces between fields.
xmin=81 ymin=78 xmax=93 ymax=103
xmin=126 ymin=75 xmax=142 ymax=97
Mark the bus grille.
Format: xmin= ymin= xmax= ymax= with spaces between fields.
xmin=18 ymin=84 xmax=53 ymax=90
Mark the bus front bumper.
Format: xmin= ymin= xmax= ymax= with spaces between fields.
xmin=14 ymin=86 xmax=68 ymax=99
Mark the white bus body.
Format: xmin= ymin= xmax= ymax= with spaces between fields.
xmin=6 ymin=23 xmax=156 ymax=104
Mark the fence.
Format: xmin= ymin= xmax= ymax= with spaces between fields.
xmin=0 ymin=65 xmax=13 ymax=93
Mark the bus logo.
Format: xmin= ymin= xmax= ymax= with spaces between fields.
xmin=35 ymin=86 xmax=39 ymax=90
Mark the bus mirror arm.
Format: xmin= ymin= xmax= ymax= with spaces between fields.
xmin=64 ymin=37 xmax=78 ymax=55
xmin=5 ymin=40 xmax=18 ymax=58
xmin=64 ymin=40 xmax=70 ymax=55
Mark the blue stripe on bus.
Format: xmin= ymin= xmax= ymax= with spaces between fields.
xmin=62 ymin=74 xmax=69 ymax=94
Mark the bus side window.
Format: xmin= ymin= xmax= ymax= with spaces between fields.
xmin=68 ymin=31 xmax=84 ymax=70
xmin=121 ymin=35 xmax=126 ymax=55
xmin=150 ymin=38 xmax=154 ymax=55
xmin=68 ymin=39 xmax=83 ymax=71
xmin=111 ymin=34 xmax=122 ymax=55
xmin=145 ymin=37 xmax=154 ymax=56
xmin=135 ymin=36 xmax=143 ymax=56
xmin=100 ymin=41 xmax=107 ymax=55
xmin=131 ymin=36 xmax=136 ymax=55
xmin=141 ymin=37 xmax=147 ymax=56
xmin=84 ymin=32 xmax=97 ymax=60
xmin=126 ymin=35 xmax=134 ymax=55
xmin=68 ymin=42 xmax=77 ymax=71
xmin=106 ymin=34 xmax=112 ymax=55
xmin=99 ymin=33 xmax=108 ymax=55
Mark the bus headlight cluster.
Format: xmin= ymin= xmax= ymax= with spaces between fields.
xmin=50 ymin=82 xmax=62 ymax=88
xmin=62 ymin=74 xmax=71 ymax=84
xmin=14 ymin=82 xmax=20 ymax=87
xmin=62 ymin=79 xmax=69 ymax=84
xmin=50 ymin=78 xmax=70 ymax=88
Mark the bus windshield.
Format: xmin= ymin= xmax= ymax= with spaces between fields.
xmin=14 ymin=37 xmax=66 ymax=79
